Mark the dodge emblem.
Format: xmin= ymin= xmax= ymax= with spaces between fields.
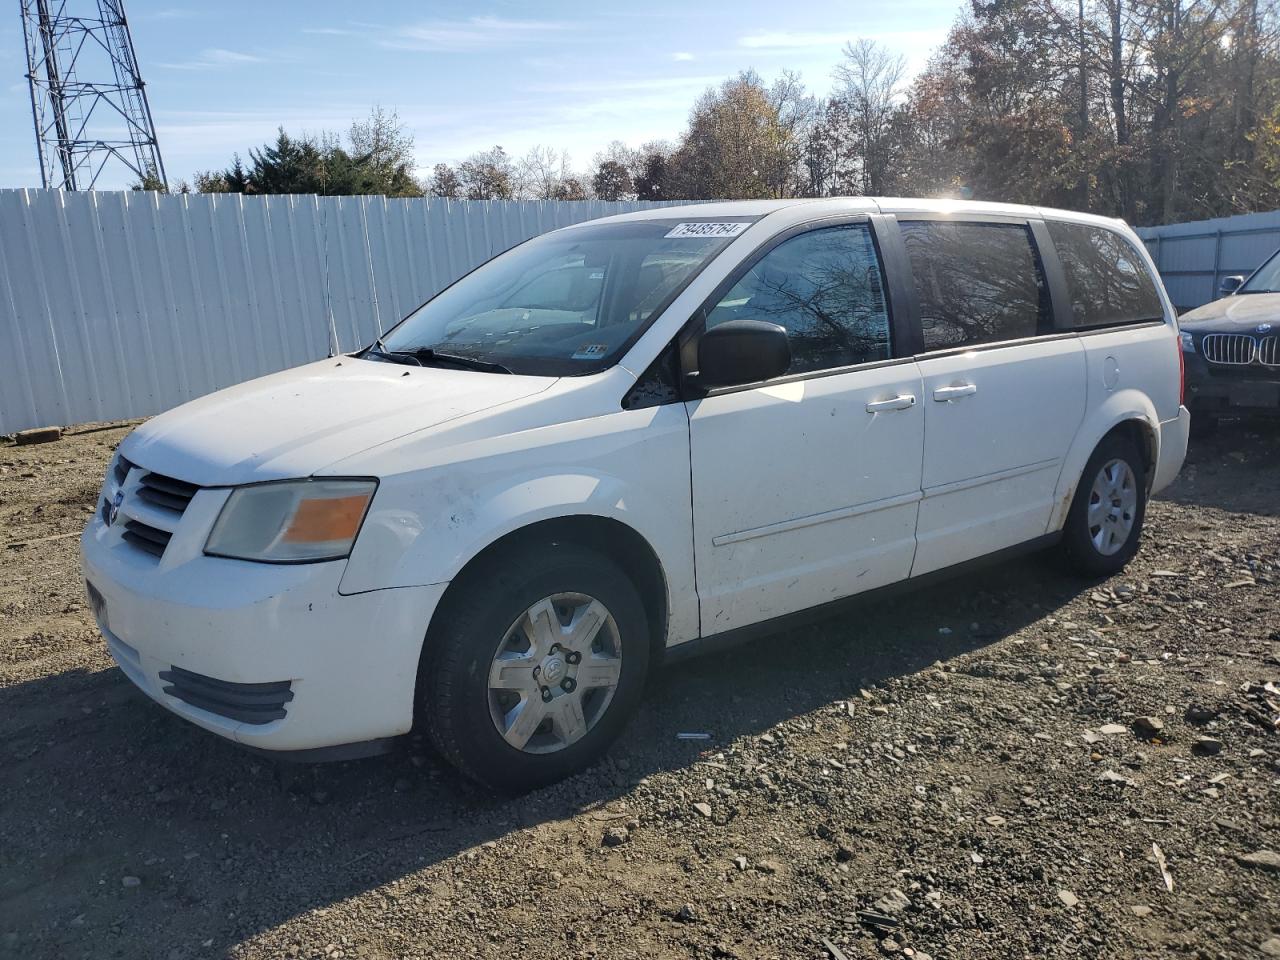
xmin=106 ymin=490 xmax=124 ymax=526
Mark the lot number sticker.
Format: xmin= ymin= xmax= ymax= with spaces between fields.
xmin=664 ymin=222 xmax=751 ymax=239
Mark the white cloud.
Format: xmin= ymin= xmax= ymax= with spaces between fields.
xmin=380 ymin=16 xmax=571 ymax=52
xmin=738 ymin=30 xmax=840 ymax=50
xmin=157 ymin=48 xmax=271 ymax=71
xmin=672 ymin=51 xmax=695 ymax=61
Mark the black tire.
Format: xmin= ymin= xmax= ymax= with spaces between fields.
xmin=1059 ymin=432 xmax=1148 ymax=578
xmin=419 ymin=540 xmax=650 ymax=792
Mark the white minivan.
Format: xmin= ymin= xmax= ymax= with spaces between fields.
xmin=82 ymin=198 xmax=1190 ymax=790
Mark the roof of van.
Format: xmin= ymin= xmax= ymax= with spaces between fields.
xmin=577 ymin=197 xmax=1127 ymax=229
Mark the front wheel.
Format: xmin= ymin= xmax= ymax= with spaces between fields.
xmin=1059 ymin=433 xmax=1148 ymax=578
xmin=419 ymin=541 xmax=650 ymax=792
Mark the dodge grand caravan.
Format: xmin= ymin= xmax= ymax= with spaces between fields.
xmin=82 ymin=198 xmax=1190 ymax=790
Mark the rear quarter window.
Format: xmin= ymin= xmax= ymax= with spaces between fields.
xmin=1046 ymin=221 xmax=1164 ymax=328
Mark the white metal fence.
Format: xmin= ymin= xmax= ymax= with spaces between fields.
xmin=0 ymin=189 xmax=681 ymax=434
xmin=1136 ymin=209 xmax=1280 ymax=311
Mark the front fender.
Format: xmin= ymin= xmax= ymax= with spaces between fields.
xmin=336 ymin=403 xmax=699 ymax=645
xmin=1047 ymin=389 xmax=1160 ymax=532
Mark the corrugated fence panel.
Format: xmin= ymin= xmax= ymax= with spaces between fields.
xmin=1137 ymin=209 xmax=1280 ymax=311
xmin=0 ymin=189 xmax=684 ymax=433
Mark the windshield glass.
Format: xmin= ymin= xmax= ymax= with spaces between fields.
xmin=1239 ymin=249 xmax=1280 ymax=293
xmin=371 ymin=219 xmax=754 ymax=375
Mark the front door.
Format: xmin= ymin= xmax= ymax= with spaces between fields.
xmin=685 ymin=222 xmax=926 ymax=635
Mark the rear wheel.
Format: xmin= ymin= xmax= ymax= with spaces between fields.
xmin=420 ymin=541 xmax=650 ymax=792
xmin=1059 ymin=433 xmax=1148 ymax=578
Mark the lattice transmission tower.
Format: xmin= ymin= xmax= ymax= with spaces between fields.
xmin=21 ymin=0 xmax=167 ymax=190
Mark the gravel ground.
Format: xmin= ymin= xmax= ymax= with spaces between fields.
xmin=1 ymin=419 xmax=1278 ymax=960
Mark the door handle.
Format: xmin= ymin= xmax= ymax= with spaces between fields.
xmin=933 ymin=383 xmax=977 ymax=402
xmin=865 ymin=394 xmax=916 ymax=413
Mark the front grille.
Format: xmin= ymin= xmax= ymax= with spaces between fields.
xmin=1202 ymin=333 xmax=1256 ymax=365
xmin=111 ymin=453 xmax=133 ymax=487
xmin=158 ymin=665 xmax=294 ymax=725
xmin=1260 ymin=335 xmax=1279 ymax=366
xmin=112 ymin=470 xmax=201 ymax=560
xmin=136 ymin=471 xmax=199 ymax=514
xmin=121 ymin=519 xmax=171 ymax=558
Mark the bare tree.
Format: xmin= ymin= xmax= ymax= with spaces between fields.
xmin=832 ymin=39 xmax=908 ymax=195
xmin=518 ymin=145 xmax=575 ymax=200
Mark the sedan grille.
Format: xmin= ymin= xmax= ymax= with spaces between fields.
xmin=1201 ymin=333 xmax=1255 ymax=365
xmin=158 ymin=665 xmax=294 ymax=725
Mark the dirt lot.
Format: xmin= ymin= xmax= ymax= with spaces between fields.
xmin=1 ymin=420 xmax=1278 ymax=960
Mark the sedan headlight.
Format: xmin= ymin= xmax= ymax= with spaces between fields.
xmin=205 ymin=479 xmax=376 ymax=563
xmin=1179 ymin=331 xmax=1195 ymax=353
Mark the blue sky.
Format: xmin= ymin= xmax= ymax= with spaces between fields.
xmin=0 ymin=0 xmax=957 ymax=189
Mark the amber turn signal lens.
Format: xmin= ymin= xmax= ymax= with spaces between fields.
xmin=205 ymin=479 xmax=377 ymax=563
xmin=282 ymin=494 xmax=372 ymax=543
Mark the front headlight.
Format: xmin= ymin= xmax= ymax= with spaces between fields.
xmin=1179 ymin=331 xmax=1195 ymax=353
xmin=205 ymin=478 xmax=376 ymax=563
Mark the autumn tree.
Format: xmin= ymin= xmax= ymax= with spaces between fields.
xmin=632 ymin=142 xmax=672 ymax=199
xmin=428 ymin=163 xmax=462 ymax=199
xmin=668 ymin=71 xmax=808 ymax=198
xmin=592 ymin=160 xmax=634 ymax=200
xmin=458 ymin=146 xmax=514 ymax=200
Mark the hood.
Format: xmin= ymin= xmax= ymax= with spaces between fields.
xmin=1179 ymin=292 xmax=1280 ymax=332
xmin=121 ymin=357 xmax=555 ymax=485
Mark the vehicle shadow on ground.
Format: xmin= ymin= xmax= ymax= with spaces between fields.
xmin=0 ymin=552 xmax=1088 ymax=959
xmin=1162 ymin=417 xmax=1280 ymax=515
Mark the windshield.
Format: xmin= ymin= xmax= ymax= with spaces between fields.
xmin=371 ymin=219 xmax=755 ymax=375
xmin=1239 ymin=249 xmax=1280 ymax=293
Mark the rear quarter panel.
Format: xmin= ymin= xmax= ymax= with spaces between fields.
xmin=1048 ymin=327 xmax=1181 ymax=530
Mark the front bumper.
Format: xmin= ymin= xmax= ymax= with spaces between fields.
xmin=1184 ymin=352 xmax=1280 ymax=415
xmin=81 ymin=515 xmax=446 ymax=753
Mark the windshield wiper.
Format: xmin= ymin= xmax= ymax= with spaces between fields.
xmin=365 ymin=340 xmax=512 ymax=374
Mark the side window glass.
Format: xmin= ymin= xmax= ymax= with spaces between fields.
xmin=704 ymin=223 xmax=892 ymax=375
xmin=900 ymin=221 xmax=1050 ymax=350
xmin=1046 ymin=221 xmax=1164 ymax=327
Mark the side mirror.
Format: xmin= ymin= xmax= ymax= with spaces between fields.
xmin=1219 ymin=275 xmax=1244 ymax=297
xmin=697 ymin=319 xmax=791 ymax=388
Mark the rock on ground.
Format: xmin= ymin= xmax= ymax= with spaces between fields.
xmin=1 ymin=420 xmax=1278 ymax=959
